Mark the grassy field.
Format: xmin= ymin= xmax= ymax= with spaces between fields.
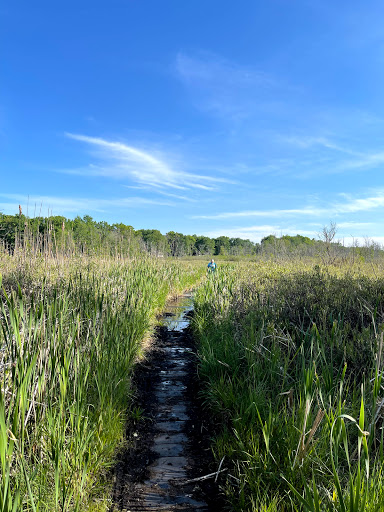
xmin=4 ymin=248 xmax=384 ymax=511
xmin=193 ymin=260 xmax=384 ymax=511
xmin=0 ymin=249 xmax=205 ymax=511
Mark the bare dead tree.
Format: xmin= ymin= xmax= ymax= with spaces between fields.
xmin=318 ymin=221 xmax=338 ymax=265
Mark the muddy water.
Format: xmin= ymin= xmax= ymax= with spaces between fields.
xmin=159 ymin=292 xmax=193 ymax=332
xmin=112 ymin=292 xmax=215 ymax=511
xmin=137 ymin=292 xmax=208 ymax=511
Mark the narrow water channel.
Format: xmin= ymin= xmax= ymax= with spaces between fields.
xmin=111 ymin=292 xmax=218 ymax=512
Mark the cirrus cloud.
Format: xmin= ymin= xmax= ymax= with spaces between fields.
xmin=64 ymin=133 xmax=235 ymax=192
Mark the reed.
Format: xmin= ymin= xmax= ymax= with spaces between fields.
xmin=0 ymin=251 xmax=205 ymax=510
xmin=193 ymin=260 xmax=384 ymax=511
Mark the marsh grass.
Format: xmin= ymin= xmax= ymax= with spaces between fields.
xmin=0 ymin=250 xmax=205 ymax=511
xmin=193 ymin=261 xmax=384 ymax=511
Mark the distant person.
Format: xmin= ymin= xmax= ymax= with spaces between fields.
xmin=207 ymin=259 xmax=217 ymax=273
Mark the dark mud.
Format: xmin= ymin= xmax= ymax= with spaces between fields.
xmin=110 ymin=295 xmax=227 ymax=512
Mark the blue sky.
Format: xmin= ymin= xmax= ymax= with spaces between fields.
xmin=2 ymin=0 xmax=384 ymax=244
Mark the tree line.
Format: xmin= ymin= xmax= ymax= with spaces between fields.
xmin=0 ymin=213 xmax=258 ymax=257
xmin=0 ymin=212 xmax=382 ymax=260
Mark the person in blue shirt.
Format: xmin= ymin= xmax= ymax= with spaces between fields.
xmin=207 ymin=259 xmax=217 ymax=273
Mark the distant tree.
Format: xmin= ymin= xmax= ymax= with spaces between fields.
xmin=229 ymin=238 xmax=255 ymax=255
xmin=184 ymin=235 xmax=196 ymax=256
xmin=194 ymin=236 xmax=215 ymax=255
xmin=0 ymin=213 xmax=22 ymax=249
xmin=318 ymin=222 xmax=338 ymax=265
xmin=3 ymin=211 xmax=356 ymax=261
xmin=110 ymin=222 xmax=139 ymax=255
xmin=214 ymin=236 xmax=230 ymax=255
xmin=319 ymin=222 xmax=337 ymax=245
xmin=138 ymin=229 xmax=169 ymax=256
xmin=72 ymin=216 xmax=98 ymax=251
xmin=166 ymin=231 xmax=190 ymax=257
xmin=261 ymin=235 xmax=277 ymax=248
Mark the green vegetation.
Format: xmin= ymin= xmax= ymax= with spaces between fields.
xmin=3 ymin=210 xmax=384 ymax=511
xmin=193 ymin=261 xmax=384 ymax=511
xmin=0 ymin=212 xmax=257 ymax=257
xmin=3 ymin=212 xmax=382 ymax=259
xmin=0 ymin=249 xmax=205 ymax=511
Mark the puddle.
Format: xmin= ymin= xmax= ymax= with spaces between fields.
xmin=160 ymin=293 xmax=194 ymax=332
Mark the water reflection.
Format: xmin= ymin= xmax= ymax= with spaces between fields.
xmin=160 ymin=294 xmax=193 ymax=332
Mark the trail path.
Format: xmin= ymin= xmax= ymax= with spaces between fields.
xmin=111 ymin=293 xmax=222 ymax=512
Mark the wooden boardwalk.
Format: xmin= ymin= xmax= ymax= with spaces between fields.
xmin=137 ymin=334 xmax=208 ymax=510
xmin=111 ymin=294 xmax=211 ymax=512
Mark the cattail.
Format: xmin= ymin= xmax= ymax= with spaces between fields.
xmin=303 ymin=409 xmax=325 ymax=454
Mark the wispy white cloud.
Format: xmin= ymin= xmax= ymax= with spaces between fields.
xmin=192 ymin=191 xmax=384 ymax=221
xmin=174 ymin=53 xmax=384 ymax=181
xmin=335 ymin=192 xmax=384 ymax=213
xmin=65 ymin=133 xmax=234 ymax=192
xmin=336 ymin=221 xmax=374 ymax=229
xmin=175 ymin=51 xmax=277 ymax=120
xmin=337 ymin=152 xmax=384 ymax=172
xmin=176 ymin=51 xmax=274 ymax=90
xmin=0 ymin=193 xmax=173 ymax=216
xmin=123 ymin=185 xmax=196 ymax=202
xmin=282 ymin=133 xmax=384 ymax=176
xmin=192 ymin=207 xmax=326 ymax=220
xmin=283 ymin=135 xmax=360 ymax=156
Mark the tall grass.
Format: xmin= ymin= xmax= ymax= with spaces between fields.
xmin=0 ymin=251 xmax=205 ymax=511
xmin=193 ymin=261 xmax=384 ymax=511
